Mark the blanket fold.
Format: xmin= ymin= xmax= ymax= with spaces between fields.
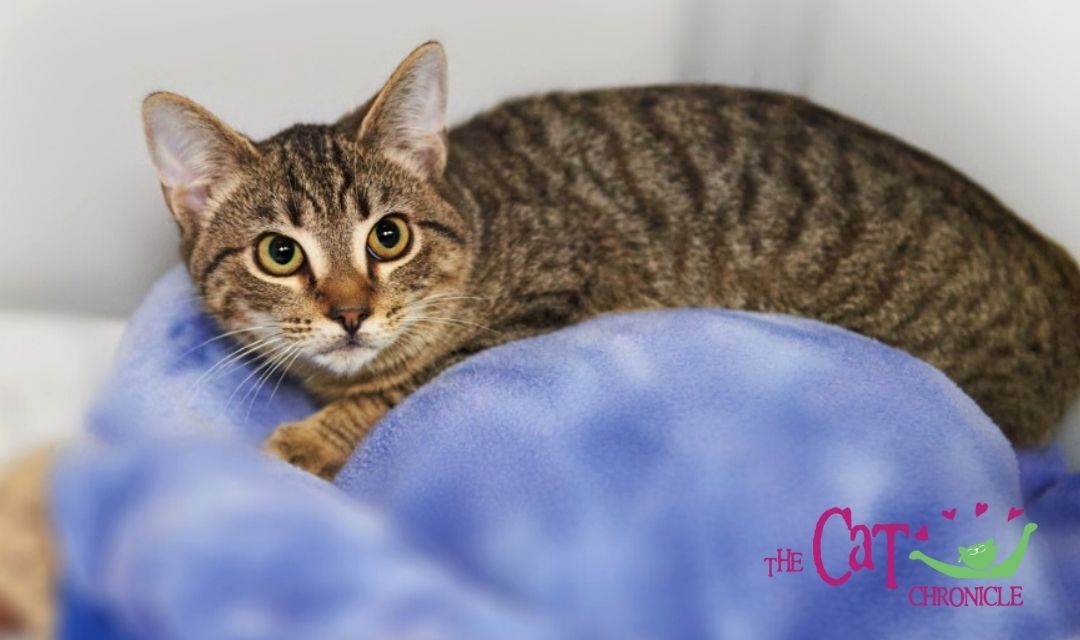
xmin=53 ymin=266 xmax=1080 ymax=639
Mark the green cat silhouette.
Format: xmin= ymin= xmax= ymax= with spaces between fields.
xmin=908 ymin=522 xmax=1037 ymax=579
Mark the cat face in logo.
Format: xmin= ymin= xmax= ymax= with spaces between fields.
xmin=142 ymin=43 xmax=473 ymax=378
xmin=956 ymin=538 xmax=997 ymax=571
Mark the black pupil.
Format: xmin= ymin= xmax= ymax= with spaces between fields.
xmin=375 ymin=220 xmax=400 ymax=248
xmin=269 ymin=236 xmax=295 ymax=265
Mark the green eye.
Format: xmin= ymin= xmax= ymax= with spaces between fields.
xmin=367 ymin=215 xmax=411 ymax=261
xmin=256 ymin=233 xmax=304 ymax=276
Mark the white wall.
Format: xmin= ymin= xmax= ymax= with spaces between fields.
xmin=2 ymin=1 xmax=1078 ymax=316
xmin=682 ymin=0 xmax=824 ymax=92
xmin=0 ymin=0 xmax=693 ymax=315
xmin=808 ymin=0 xmax=1080 ymax=261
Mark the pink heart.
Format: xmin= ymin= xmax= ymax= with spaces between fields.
xmin=941 ymin=508 xmax=957 ymax=520
xmin=914 ymin=524 xmax=929 ymax=541
xmin=975 ymin=502 xmax=989 ymax=517
xmin=1007 ymin=507 xmax=1025 ymax=522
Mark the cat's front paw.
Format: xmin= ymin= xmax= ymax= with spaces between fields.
xmin=263 ymin=421 xmax=349 ymax=480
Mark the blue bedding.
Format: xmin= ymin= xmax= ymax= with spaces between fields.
xmin=54 ymin=266 xmax=1080 ymax=638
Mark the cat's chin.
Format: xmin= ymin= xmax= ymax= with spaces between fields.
xmin=307 ymin=344 xmax=380 ymax=377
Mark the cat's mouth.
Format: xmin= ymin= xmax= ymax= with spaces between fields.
xmin=317 ymin=339 xmax=375 ymax=355
xmin=307 ymin=337 xmax=383 ymax=376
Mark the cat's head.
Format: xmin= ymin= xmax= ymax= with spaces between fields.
xmin=142 ymin=42 xmax=474 ymax=379
xmin=957 ymin=538 xmax=997 ymax=570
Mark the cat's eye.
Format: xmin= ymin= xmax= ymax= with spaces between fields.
xmin=256 ymin=233 xmax=305 ymax=276
xmin=367 ymin=215 xmax=411 ymax=261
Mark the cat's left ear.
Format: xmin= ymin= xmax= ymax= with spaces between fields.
xmin=356 ymin=41 xmax=448 ymax=179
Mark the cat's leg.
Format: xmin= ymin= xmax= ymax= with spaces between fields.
xmin=907 ymin=550 xmax=980 ymax=579
xmin=988 ymin=522 xmax=1038 ymax=579
xmin=263 ymin=394 xmax=393 ymax=480
xmin=0 ymin=447 xmax=58 ymax=638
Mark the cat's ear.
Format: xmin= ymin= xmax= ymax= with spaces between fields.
xmin=142 ymin=92 xmax=258 ymax=236
xmin=355 ymin=41 xmax=448 ymax=179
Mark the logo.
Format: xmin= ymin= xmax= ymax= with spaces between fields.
xmin=908 ymin=522 xmax=1037 ymax=579
xmin=763 ymin=502 xmax=1037 ymax=607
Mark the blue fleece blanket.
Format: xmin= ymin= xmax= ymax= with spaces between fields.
xmin=53 ymin=267 xmax=1080 ymax=639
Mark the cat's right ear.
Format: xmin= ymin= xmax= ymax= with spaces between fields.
xmin=142 ymin=93 xmax=257 ymax=236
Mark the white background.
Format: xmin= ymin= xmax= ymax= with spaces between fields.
xmin=2 ymin=0 xmax=1078 ymax=316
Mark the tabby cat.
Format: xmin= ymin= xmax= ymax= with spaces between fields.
xmin=142 ymin=41 xmax=1080 ymax=479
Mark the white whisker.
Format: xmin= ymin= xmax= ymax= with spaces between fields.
xmin=172 ymin=325 xmax=274 ymax=364
xmin=243 ymin=345 xmax=301 ymax=421
xmin=188 ymin=335 xmax=283 ymax=400
xmin=407 ymin=315 xmax=500 ymax=334
xmin=225 ymin=342 xmax=294 ymax=413
xmin=266 ymin=347 xmax=305 ymax=407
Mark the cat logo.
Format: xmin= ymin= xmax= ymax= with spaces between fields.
xmin=908 ymin=522 xmax=1038 ymax=579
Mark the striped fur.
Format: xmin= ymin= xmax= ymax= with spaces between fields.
xmin=145 ymin=43 xmax=1080 ymax=477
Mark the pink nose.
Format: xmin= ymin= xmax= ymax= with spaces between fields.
xmin=329 ymin=306 xmax=370 ymax=336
